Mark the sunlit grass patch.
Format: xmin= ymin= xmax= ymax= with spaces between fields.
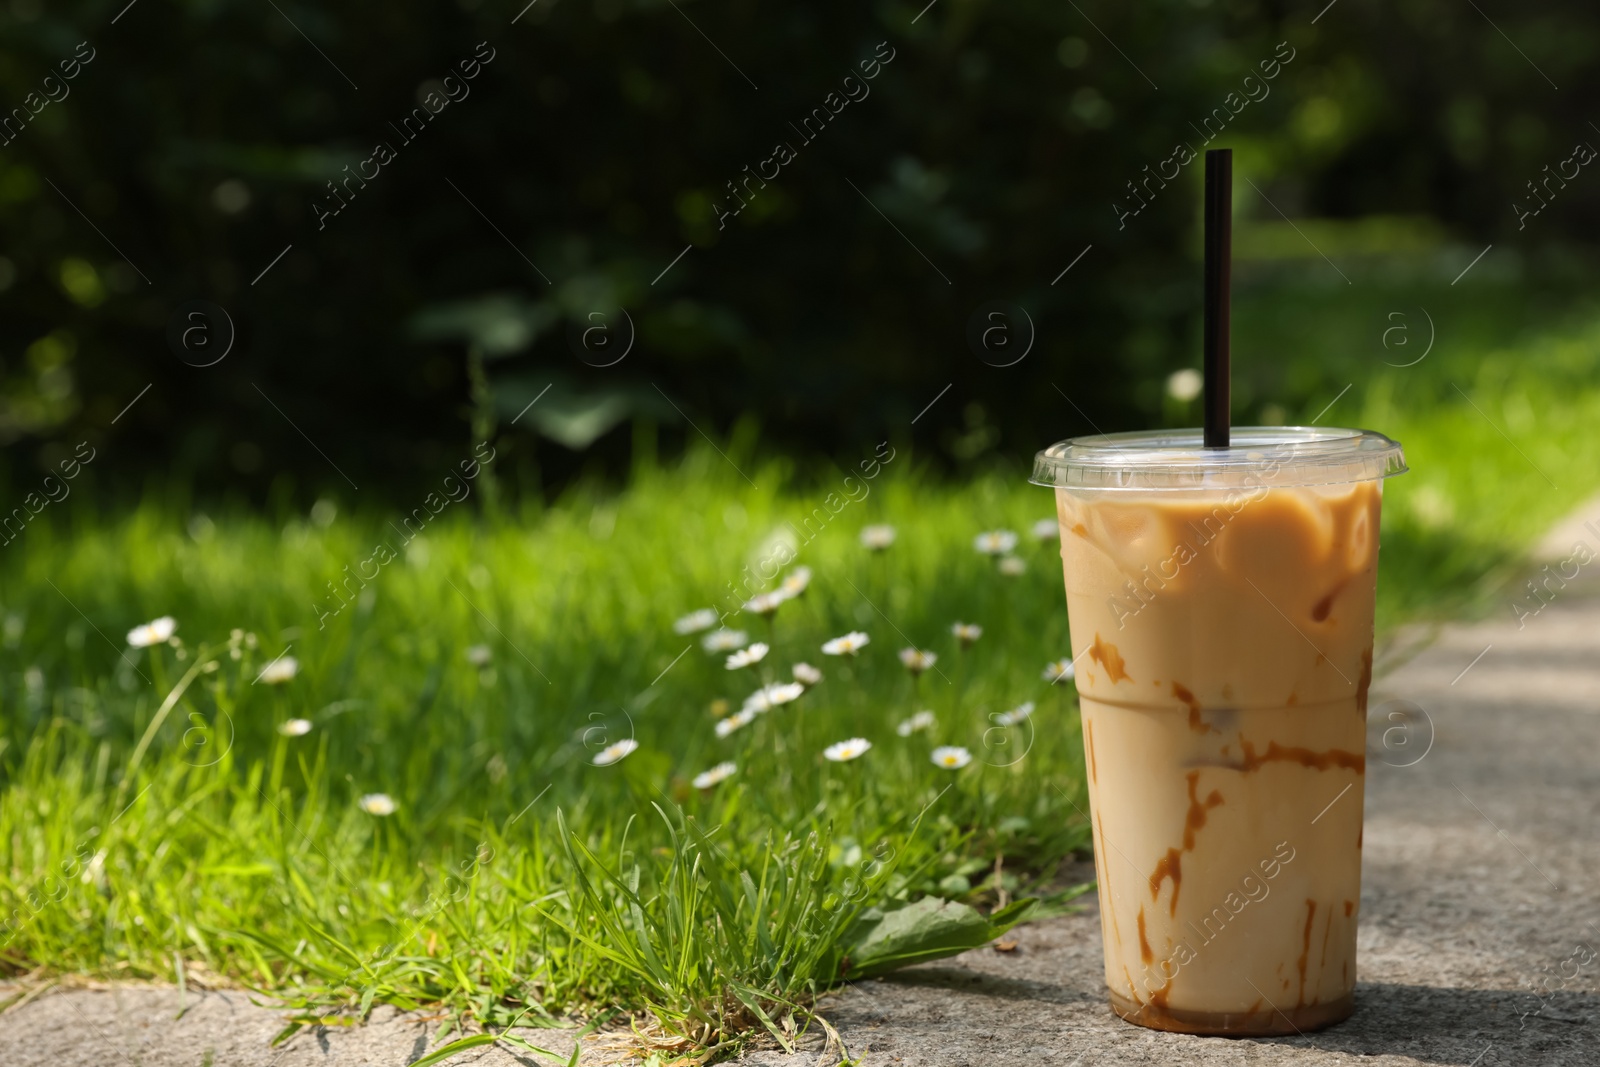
xmin=0 ymin=457 xmax=1093 ymax=1057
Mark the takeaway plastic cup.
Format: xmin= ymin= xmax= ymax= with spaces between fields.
xmin=1031 ymin=426 xmax=1406 ymax=1035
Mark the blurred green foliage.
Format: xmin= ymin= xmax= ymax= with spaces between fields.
xmin=1 ymin=0 xmax=1597 ymax=499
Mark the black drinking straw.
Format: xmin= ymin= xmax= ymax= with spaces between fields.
xmin=1203 ymin=149 xmax=1232 ymax=449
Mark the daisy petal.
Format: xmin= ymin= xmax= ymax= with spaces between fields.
xmin=592 ymin=738 xmax=640 ymax=766
xmin=823 ymin=737 xmax=872 ymax=762
xmin=931 ymin=746 xmax=972 ymax=770
xmin=822 ymin=632 xmax=870 ymax=656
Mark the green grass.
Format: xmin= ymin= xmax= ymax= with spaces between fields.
xmin=2 ymin=270 xmax=1599 ymax=1060
xmin=0 ymin=455 xmax=1094 ymax=1058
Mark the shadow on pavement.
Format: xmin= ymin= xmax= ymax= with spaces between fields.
xmin=848 ymin=971 xmax=1595 ymax=1066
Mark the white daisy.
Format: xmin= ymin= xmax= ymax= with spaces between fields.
xmin=998 ymin=556 xmax=1027 ymax=576
xmin=860 ymin=525 xmax=896 ymax=550
xmin=1032 ymin=518 xmax=1060 ymax=541
xmin=256 ymin=655 xmax=299 ymax=685
xmin=781 ymin=566 xmax=812 ymax=597
xmin=822 ymin=631 xmax=870 ymax=656
xmin=896 ymin=710 xmax=937 ymax=737
xmin=974 ymin=530 xmax=1020 ymax=556
xmin=743 ymin=591 xmax=790 ymax=618
xmin=951 ymin=622 xmax=983 ymax=647
xmin=279 ymin=718 xmax=313 ymax=737
xmin=359 ymin=793 xmax=397 ymax=816
xmin=127 ymin=616 xmax=177 ymax=648
xmin=465 ymin=644 xmax=492 ymax=666
xmin=824 ymin=737 xmax=872 ymax=762
xmin=702 ymin=629 xmax=749 ymax=652
xmin=674 ymin=609 xmax=719 ymax=635
xmin=898 ymin=647 xmax=938 ymax=674
xmin=1043 ymin=658 xmax=1077 ymax=684
xmin=725 ymin=642 xmax=769 ymax=670
xmin=692 ymin=761 xmax=737 ymax=789
xmin=715 ymin=708 xmax=758 ymax=738
xmin=743 ymin=681 xmax=805 ymax=712
xmin=996 ymin=701 xmax=1036 ymax=726
xmin=931 ymin=746 xmax=973 ymax=770
xmin=792 ymin=662 xmax=822 ymax=687
xmin=592 ymin=738 xmax=639 ymax=766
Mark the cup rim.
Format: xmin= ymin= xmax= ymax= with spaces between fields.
xmin=1030 ymin=425 xmax=1407 ymax=490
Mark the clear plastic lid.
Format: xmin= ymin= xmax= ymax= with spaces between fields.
xmin=1030 ymin=426 xmax=1406 ymax=491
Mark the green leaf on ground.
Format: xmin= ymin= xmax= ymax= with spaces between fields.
xmin=839 ymin=896 xmax=1037 ymax=980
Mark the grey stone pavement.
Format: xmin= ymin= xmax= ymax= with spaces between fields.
xmin=6 ymin=504 xmax=1599 ymax=1066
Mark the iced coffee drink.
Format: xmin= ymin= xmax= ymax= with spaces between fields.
xmin=1032 ymin=427 xmax=1405 ymax=1035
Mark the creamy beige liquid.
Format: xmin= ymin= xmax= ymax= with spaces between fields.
xmin=1058 ymin=479 xmax=1381 ymax=1034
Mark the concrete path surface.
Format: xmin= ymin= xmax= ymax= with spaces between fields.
xmin=5 ymin=509 xmax=1599 ymax=1066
